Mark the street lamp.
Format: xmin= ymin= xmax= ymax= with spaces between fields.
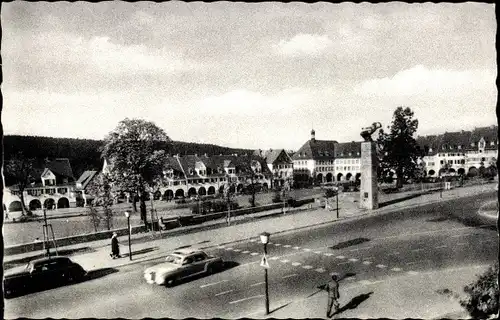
xmin=260 ymin=231 xmax=270 ymax=315
xmin=124 ymin=211 xmax=132 ymax=261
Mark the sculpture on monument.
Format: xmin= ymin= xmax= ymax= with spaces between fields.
xmin=360 ymin=122 xmax=382 ymax=142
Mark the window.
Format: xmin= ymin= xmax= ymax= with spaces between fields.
xmin=440 ymin=160 xmax=444 ymax=165
xmin=458 ymin=145 xmax=462 ymax=150
xmin=193 ymin=254 xmax=206 ymax=262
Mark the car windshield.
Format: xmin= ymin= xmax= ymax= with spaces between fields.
xmin=165 ymin=255 xmax=182 ymax=264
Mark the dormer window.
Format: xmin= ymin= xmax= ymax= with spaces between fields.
xmin=189 ymin=169 xmax=194 ymax=175
xmin=357 ymin=152 xmax=360 ymax=156
xmin=429 ymin=148 xmax=433 ymax=153
xmin=490 ymin=141 xmax=495 ymax=146
xmin=457 ymin=145 xmax=461 ymax=150
xmin=442 ymin=145 xmax=446 ymax=150
xmin=325 ymin=151 xmax=329 ymax=156
xmin=471 ymin=142 xmax=475 ymax=147
xmin=349 ymin=152 xmax=352 ymax=156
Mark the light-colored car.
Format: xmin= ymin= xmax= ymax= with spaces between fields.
xmin=144 ymin=249 xmax=224 ymax=286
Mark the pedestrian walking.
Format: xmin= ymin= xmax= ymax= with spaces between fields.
xmin=325 ymin=274 xmax=340 ymax=317
xmin=110 ymin=232 xmax=120 ymax=259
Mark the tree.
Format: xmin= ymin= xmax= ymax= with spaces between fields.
xmin=223 ymin=182 xmax=236 ymax=224
xmin=86 ymin=173 xmax=115 ymax=230
xmin=377 ymin=107 xmax=420 ymax=188
xmin=248 ymin=174 xmax=258 ymax=207
xmin=4 ymin=152 xmax=37 ymax=216
xmin=101 ymin=118 xmax=171 ymax=230
xmin=460 ymin=263 xmax=499 ymax=318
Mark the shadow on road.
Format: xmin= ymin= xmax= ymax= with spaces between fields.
xmin=270 ymin=301 xmax=292 ymax=314
xmin=330 ymin=238 xmax=370 ymax=250
xmin=122 ymin=247 xmax=159 ymax=258
xmin=426 ymin=213 xmax=497 ymax=231
xmin=335 ymin=291 xmax=373 ymax=316
xmin=378 ymin=193 xmax=425 ymax=208
xmin=85 ymin=267 xmax=119 ymax=281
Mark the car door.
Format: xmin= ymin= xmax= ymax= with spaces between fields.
xmin=179 ymin=256 xmax=195 ymax=279
xmin=190 ymin=253 xmax=208 ymax=275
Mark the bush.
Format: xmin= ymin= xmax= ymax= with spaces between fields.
xmin=272 ymin=191 xmax=282 ymax=203
xmin=460 ymin=263 xmax=499 ymax=318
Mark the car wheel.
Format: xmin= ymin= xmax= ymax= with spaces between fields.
xmin=165 ymin=277 xmax=176 ymax=287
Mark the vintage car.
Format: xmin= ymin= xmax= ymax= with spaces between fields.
xmin=4 ymin=256 xmax=87 ymax=298
xmin=144 ymin=249 xmax=224 ymax=286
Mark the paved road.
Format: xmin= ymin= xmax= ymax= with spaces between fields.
xmin=5 ymin=193 xmax=497 ymax=319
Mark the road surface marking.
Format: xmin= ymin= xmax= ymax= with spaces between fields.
xmin=274 ymin=243 xmax=281 ymax=246
xmin=269 ymin=256 xmax=280 ymax=260
xmin=229 ymin=295 xmax=265 ymax=304
xmin=376 ymin=264 xmax=387 ymax=269
xmin=293 ymin=246 xmax=301 ymax=250
xmin=292 ymin=262 xmax=302 ymax=266
xmin=411 ymin=248 xmax=423 ymax=252
xmin=314 ymin=251 xmax=322 ymax=254
xmin=217 ymin=246 xmax=225 ymax=249
xmin=302 ymin=265 xmax=313 ymax=269
xmin=406 ymin=261 xmax=418 ymax=265
xmin=303 ymin=248 xmax=311 ymax=252
xmin=250 ymin=282 xmax=265 ymax=287
xmin=391 ymin=267 xmax=402 ymax=272
xmin=280 ymin=259 xmax=290 ymax=263
xmin=450 ymin=235 xmax=463 ymax=238
xmin=233 ymin=249 xmax=241 ymax=252
xmin=348 ymin=258 xmax=359 ymax=262
xmin=225 ymin=247 xmax=233 ymax=251
xmin=315 ymin=268 xmax=326 ymax=273
xmin=200 ymin=280 xmax=229 ymax=288
xmin=358 ymin=280 xmax=372 ymax=285
xmin=407 ymin=271 xmax=419 ymax=275
xmin=345 ymin=276 xmax=356 ymax=281
xmin=323 ymin=253 xmax=334 ymax=257
xmin=435 ymin=245 xmax=447 ymax=249
xmin=216 ymin=290 xmax=234 ymax=296
xmin=336 ymin=255 xmax=346 ymax=259
xmin=242 ymin=250 xmax=250 ymax=254
xmin=283 ymin=245 xmax=292 ymax=248
xmin=330 ymin=272 xmax=340 ymax=276
xmin=282 ymin=273 xmax=298 ymax=279
xmin=338 ymin=261 xmax=350 ymax=265
xmin=349 ymin=249 xmax=359 ymax=252
xmin=250 ymin=252 xmax=259 ymax=256
xmin=362 ymin=261 xmax=372 ymax=265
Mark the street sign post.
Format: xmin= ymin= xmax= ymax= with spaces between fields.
xmin=260 ymin=255 xmax=270 ymax=268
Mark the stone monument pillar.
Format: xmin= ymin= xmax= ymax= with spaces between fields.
xmin=360 ymin=142 xmax=378 ymax=209
xmin=359 ymin=122 xmax=382 ymax=210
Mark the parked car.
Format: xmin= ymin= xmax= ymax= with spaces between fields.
xmin=4 ymin=256 xmax=87 ymax=298
xmin=144 ymin=249 xmax=224 ymax=286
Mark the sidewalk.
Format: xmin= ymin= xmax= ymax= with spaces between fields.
xmin=5 ymin=182 xmax=495 ymax=273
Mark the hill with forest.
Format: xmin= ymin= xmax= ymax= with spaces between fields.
xmin=4 ymin=135 xmax=253 ymax=178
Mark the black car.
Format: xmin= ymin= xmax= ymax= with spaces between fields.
xmin=4 ymin=256 xmax=87 ymax=298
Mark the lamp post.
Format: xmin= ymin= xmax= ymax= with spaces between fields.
xmin=124 ymin=211 xmax=132 ymax=261
xmin=260 ymin=231 xmax=270 ymax=315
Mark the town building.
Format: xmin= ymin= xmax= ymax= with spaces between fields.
xmin=253 ymin=149 xmax=294 ymax=188
xmin=4 ymin=158 xmax=78 ymax=213
xmin=417 ymin=125 xmax=498 ymax=177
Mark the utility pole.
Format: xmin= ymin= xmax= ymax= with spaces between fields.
xmin=43 ymin=208 xmax=51 ymax=258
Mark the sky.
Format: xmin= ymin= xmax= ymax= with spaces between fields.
xmin=2 ymin=2 xmax=497 ymax=151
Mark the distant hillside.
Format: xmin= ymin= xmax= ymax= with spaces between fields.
xmin=4 ymin=135 xmax=253 ymax=178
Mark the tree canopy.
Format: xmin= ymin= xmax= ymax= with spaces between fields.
xmin=4 ymin=152 xmax=37 ymax=215
xmin=101 ymin=118 xmax=172 ymax=225
xmin=377 ymin=107 xmax=421 ymax=188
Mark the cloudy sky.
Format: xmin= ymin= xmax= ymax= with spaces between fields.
xmin=2 ymin=2 xmax=497 ymax=150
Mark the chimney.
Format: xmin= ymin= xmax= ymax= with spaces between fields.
xmin=311 ymin=129 xmax=316 ymax=141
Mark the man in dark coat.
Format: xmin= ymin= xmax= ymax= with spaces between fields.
xmin=110 ymin=232 xmax=120 ymax=259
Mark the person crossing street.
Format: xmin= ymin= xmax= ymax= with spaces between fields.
xmin=325 ymin=274 xmax=340 ymax=317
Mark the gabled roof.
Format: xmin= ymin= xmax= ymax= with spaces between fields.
xmin=46 ymin=158 xmax=75 ymax=180
xmin=334 ymin=142 xmax=362 ymax=158
xmin=292 ymin=139 xmax=337 ymax=161
xmin=76 ymin=170 xmax=98 ymax=189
